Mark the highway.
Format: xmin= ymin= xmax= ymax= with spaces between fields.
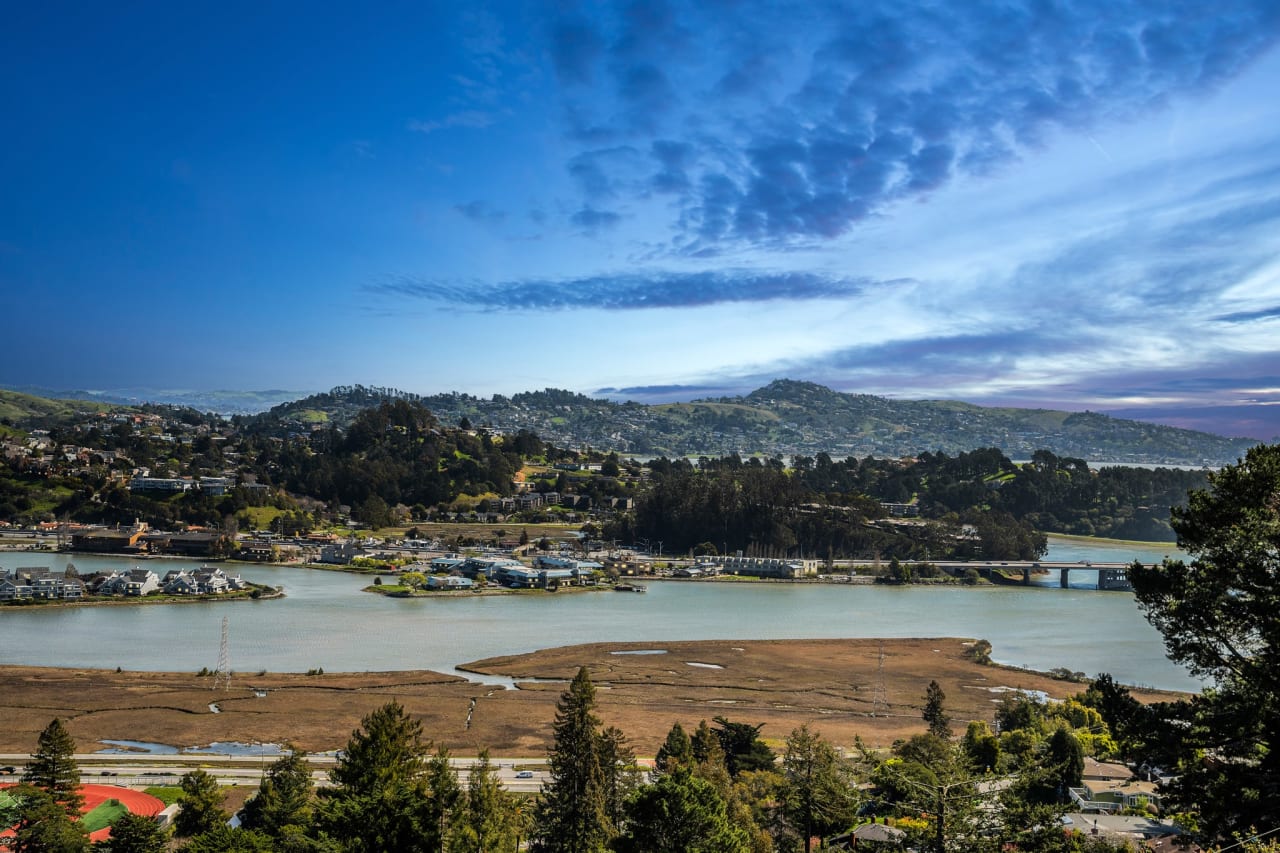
xmin=0 ymin=753 xmax=552 ymax=794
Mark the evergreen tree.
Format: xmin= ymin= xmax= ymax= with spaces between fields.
xmin=690 ymin=720 xmax=723 ymax=769
xmin=711 ymin=717 xmax=776 ymax=777
xmin=22 ymin=718 xmax=83 ymax=814
xmin=614 ymin=767 xmax=751 ymax=853
xmin=653 ymin=722 xmax=693 ymax=775
xmin=451 ymin=750 xmax=517 ymax=853
xmin=8 ymin=783 xmax=89 ymax=853
xmin=531 ymin=667 xmax=613 ymax=853
xmin=180 ymin=825 xmax=274 ymax=852
xmin=328 ymin=701 xmax=428 ymax=797
xmin=923 ymin=680 xmax=951 ymax=739
xmin=240 ymin=750 xmax=314 ymax=838
xmin=421 ymin=746 xmax=463 ymax=849
xmin=780 ymin=725 xmax=859 ymax=853
xmin=318 ymin=703 xmax=454 ymax=853
xmin=1044 ymin=727 xmax=1085 ymax=801
xmin=175 ymin=769 xmax=227 ymax=838
xmin=1128 ymin=443 xmax=1280 ymax=838
xmin=98 ymin=810 xmax=168 ymax=853
xmin=597 ymin=725 xmax=639 ymax=831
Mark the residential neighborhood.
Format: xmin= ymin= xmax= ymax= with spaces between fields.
xmin=0 ymin=563 xmax=257 ymax=605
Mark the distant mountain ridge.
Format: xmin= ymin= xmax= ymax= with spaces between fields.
xmin=0 ymin=384 xmax=309 ymax=415
xmin=243 ymin=379 xmax=1256 ymax=466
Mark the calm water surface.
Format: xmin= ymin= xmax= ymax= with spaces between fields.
xmin=0 ymin=536 xmax=1198 ymax=692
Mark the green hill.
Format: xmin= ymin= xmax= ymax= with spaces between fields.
xmin=242 ymin=380 xmax=1257 ymax=466
xmin=0 ymin=389 xmax=121 ymax=423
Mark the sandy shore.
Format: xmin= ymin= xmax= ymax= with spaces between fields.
xmin=0 ymin=638 xmax=1182 ymax=756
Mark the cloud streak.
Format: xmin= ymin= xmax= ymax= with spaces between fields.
xmin=367 ymin=269 xmax=886 ymax=310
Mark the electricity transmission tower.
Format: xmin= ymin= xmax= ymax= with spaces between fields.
xmin=871 ymin=640 xmax=888 ymax=717
xmin=212 ymin=616 xmax=231 ymax=691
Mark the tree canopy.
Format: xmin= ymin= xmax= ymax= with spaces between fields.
xmin=531 ymin=667 xmax=614 ymax=853
xmin=22 ymin=718 xmax=82 ymax=815
xmin=1128 ymin=443 xmax=1280 ymax=838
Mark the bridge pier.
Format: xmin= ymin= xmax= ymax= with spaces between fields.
xmin=1060 ymin=568 xmax=1070 ymax=588
xmin=1022 ymin=567 xmax=1030 ymax=585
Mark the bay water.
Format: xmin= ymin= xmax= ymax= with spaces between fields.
xmin=0 ymin=535 xmax=1199 ymax=692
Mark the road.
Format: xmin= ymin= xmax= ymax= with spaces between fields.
xmin=0 ymin=753 xmax=552 ymax=793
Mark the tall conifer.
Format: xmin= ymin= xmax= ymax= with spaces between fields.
xmin=22 ymin=718 xmax=82 ymax=814
xmin=531 ymin=667 xmax=612 ymax=853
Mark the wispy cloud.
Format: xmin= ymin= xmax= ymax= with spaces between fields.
xmin=454 ymin=200 xmax=506 ymax=225
xmin=408 ymin=111 xmax=496 ymax=135
xmin=367 ymin=269 xmax=885 ymax=311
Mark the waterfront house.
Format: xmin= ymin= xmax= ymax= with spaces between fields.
xmin=194 ymin=567 xmax=230 ymax=594
xmin=123 ymin=569 xmax=161 ymax=596
xmin=0 ymin=577 xmax=34 ymax=601
xmin=31 ymin=577 xmax=64 ymax=599
xmin=319 ymin=542 xmax=360 ymax=565
xmin=708 ymin=556 xmax=820 ymax=578
xmin=426 ymin=575 xmax=474 ymax=590
xmin=163 ymin=570 xmax=200 ymax=595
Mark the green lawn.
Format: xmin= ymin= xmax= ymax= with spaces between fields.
xmin=81 ymin=798 xmax=128 ymax=832
xmin=143 ymin=786 xmax=183 ymax=805
xmin=238 ymin=505 xmax=286 ymax=529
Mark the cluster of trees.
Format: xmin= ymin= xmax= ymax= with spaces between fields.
xmin=607 ymin=453 xmax=1047 ymax=561
xmin=603 ymin=447 xmax=1208 ymax=560
xmin=809 ymin=447 xmax=1206 ymax=542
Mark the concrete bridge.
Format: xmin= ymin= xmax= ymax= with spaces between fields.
xmin=930 ymin=560 xmax=1134 ymax=590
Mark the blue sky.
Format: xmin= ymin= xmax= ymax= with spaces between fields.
xmin=3 ymin=1 xmax=1280 ymax=440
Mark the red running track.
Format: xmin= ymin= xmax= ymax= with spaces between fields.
xmin=2 ymin=783 xmax=165 ymax=845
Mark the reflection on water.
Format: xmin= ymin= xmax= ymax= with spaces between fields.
xmin=95 ymin=739 xmax=288 ymax=756
xmin=0 ymin=546 xmax=1201 ymax=692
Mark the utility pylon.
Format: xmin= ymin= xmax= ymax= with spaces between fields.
xmin=871 ymin=640 xmax=888 ymax=717
xmin=212 ymin=616 xmax=231 ymax=691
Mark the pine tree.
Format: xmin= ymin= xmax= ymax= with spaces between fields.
xmin=421 ymin=746 xmax=463 ymax=849
xmin=597 ymin=725 xmax=638 ymax=831
xmin=9 ymin=783 xmax=89 ymax=853
xmin=531 ymin=667 xmax=613 ymax=853
xmin=923 ymin=680 xmax=952 ymax=738
xmin=451 ymin=750 xmax=517 ymax=853
xmin=654 ymin=722 xmax=693 ymax=774
xmin=328 ymin=700 xmax=428 ymax=797
xmin=240 ymin=750 xmax=314 ymax=838
xmin=175 ymin=769 xmax=227 ymax=838
xmin=781 ymin=725 xmax=858 ymax=853
xmin=318 ymin=704 xmax=457 ymax=853
xmin=22 ymin=718 xmax=82 ymax=814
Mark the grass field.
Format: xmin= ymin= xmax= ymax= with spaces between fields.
xmin=143 ymin=786 xmax=183 ymax=805
xmin=81 ymin=798 xmax=127 ymax=832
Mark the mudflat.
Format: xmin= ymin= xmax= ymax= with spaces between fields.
xmin=0 ymin=638 xmax=1179 ymax=756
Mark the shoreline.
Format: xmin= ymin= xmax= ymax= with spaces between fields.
xmin=1043 ymin=531 xmax=1180 ymax=549
xmin=0 ymin=583 xmax=282 ymax=611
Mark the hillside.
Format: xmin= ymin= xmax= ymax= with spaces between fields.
xmin=0 ymin=389 xmax=122 ymax=423
xmin=241 ymin=380 xmax=1256 ymax=466
xmin=0 ymin=384 xmax=307 ymax=415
